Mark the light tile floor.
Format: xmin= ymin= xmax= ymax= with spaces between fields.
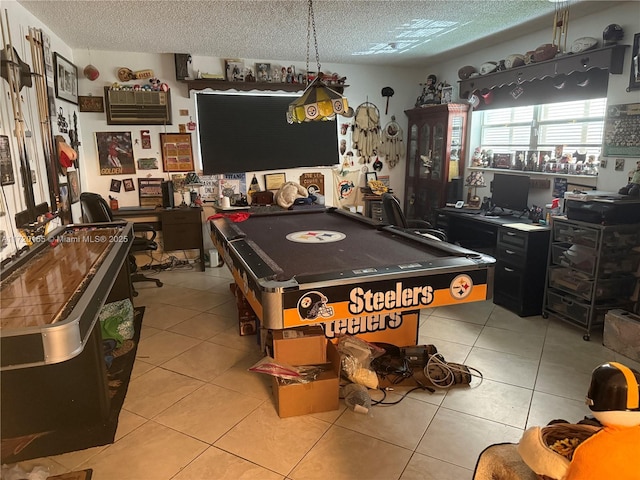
xmin=11 ymin=266 xmax=640 ymax=480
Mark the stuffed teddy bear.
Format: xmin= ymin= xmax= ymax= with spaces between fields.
xmin=274 ymin=181 xmax=308 ymax=209
xmin=517 ymin=361 xmax=640 ymax=480
xmin=619 ymin=160 xmax=640 ymax=197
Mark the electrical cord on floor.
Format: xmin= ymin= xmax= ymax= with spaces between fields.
xmin=370 ymin=384 xmax=434 ymax=406
xmin=423 ymin=354 xmax=484 ymax=389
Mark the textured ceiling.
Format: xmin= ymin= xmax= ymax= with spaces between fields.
xmin=17 ymin=0 xmax=619 ymax=67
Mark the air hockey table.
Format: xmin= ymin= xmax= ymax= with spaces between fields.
xmin=210 ymin=208 xmax=495 ymax=343
xmin=1 ymin=222 xmax=133 ymax=438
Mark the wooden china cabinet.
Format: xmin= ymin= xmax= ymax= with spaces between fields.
xmin=404 ymin=104 xmax=469 ymax=224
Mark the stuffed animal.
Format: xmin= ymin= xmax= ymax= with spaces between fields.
xmin=619 ymin=160 xmax=640 ymax=197
xmin=274 ymin=181 xmax=308 ymax=209
xmin=517 ymin=362 xmax=640 ymax=480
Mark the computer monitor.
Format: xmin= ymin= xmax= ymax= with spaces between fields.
xmin=490 ymin=173 xmax=530 ymax=214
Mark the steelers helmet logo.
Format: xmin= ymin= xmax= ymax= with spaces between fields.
xmin=450 ymin=274 xmax=473 ymax=300
xmin=297 ymin=291 xmax=334 ymax=320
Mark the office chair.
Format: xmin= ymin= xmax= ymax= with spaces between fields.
xmin=80 ymin=192 xmax=162 ymax=295
xmin=381 ymin=193 xmax=447 ymax=241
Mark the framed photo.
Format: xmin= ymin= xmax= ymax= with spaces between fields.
xmin=440 ymin=86 xmax=453 ymax=104
xmin=123 ymin=178 xmax=135 ymax=192
xmin=67 ymin=170 xmax=80 ymax=203
xmin=54 ymin=53 xmax=78 ymax=104
xmin=603 ymin=103 xmax=640 ymax=157
xmin=265 ymin=172 xmax=286 ymax=190
xmin=137 ymin=157 xmax=158 ymax=170
xmin=95 ymin=132 xmax=136 ymax=175
xmin=225 ymin=59 xmax=244 ymax=82
xmin=365 ymin=171 xmax=378 ymax=183
xmin=629 ymin=33 xmax=640 ymax=92
xmin=78 ymin=95 xmax=104 ymax=112
xmin=0 ymin=135 xmax=15 ymax=186
xmin=59 ymin=183 xmax=71 ymax=224
xmin=110 ymin=179 xmax=122 ymax=193
xmin=160 ymin=133 xmax=194 ymax=172
xmin=255 ymin=62 xmax=271 ymax=82
xmin=137 ymin=177 xmax=163 ymax=207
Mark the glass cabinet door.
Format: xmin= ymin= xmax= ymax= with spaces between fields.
xmin=408 ymin=124 xmax=418 ymax=178
xmin=431 ymin=122 xmax=444 ymax=181
xmin=419 ymin=124 xmax=431 ymax=179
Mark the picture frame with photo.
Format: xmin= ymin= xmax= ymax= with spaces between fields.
xmin=365 ymin=171 xmax=378 ymax=184
xmin=0 ymin=135 xmax=15 ymax=186
xmin=629 ymin=33 xmax=640 ymax=92
xmin=78 ymin=95 xmax=104 ymax=112
xmin=59 ymin=183 xmax=71 ymax=224
xmin=255 ymin=63 xmax=271 ymax=82
xmin=54 ymin=53 xmax=78 ymax=104
xmin=265 ymin=172 xmax=286 ymax=191
xmin=160 ymin=133 xmax=194 ymax=172
xmin=137 ymin=178 xmax=163 ymax=207
xmin=123 ymin=178 xmax=135 ymax=192
xmin=225 ymin=59 xmax=245 ymax=82
xmin=110 ymin=179 xmax=122 ymax=193
xmin=67 ymin=170 xmax=80 ymax=203
xmin=96 ymin=132 xmax=136 ymax=175
xmin=440 ymin=86 xmax=453 ymax=104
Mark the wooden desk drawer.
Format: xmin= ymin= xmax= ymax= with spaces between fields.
xmin=496 ymin=244 xmax=527 ymax=266
xmin=161 ymin=209 xmax=201 ymax=225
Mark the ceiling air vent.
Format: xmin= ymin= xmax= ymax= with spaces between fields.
xmin=104 ymin=87 xmax=172 ymax=125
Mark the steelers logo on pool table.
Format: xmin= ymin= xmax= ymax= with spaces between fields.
xmin=286 ymin=230 xmax=346 ymax=243
xmin=450 ymin=274 xmax=473 ymax=300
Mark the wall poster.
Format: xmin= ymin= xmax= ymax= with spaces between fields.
xmin=96 ymin=132 xmax=136 ymax=175
xmin=603 ymin=103 xmax=640 ymax=158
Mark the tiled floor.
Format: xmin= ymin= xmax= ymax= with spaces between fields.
xmin=10 ymin=266 xmax=639 ymax=479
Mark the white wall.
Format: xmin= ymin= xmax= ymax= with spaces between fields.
xmin=424 ymin=1 xmax=640 ymax=207
xmin=71 ymin=51 xmax=422 ymax=208
xmin=0 ymin=1 xmax=78 ymax=261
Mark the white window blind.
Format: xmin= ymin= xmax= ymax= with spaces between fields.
xmin=478 ymin=98 xmax=606 ymax=156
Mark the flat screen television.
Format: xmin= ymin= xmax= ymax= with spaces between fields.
xmin=196 ymin=92 xmax=339 ymax=175
xmin=490 ymin=173 xmax=530 ymax=214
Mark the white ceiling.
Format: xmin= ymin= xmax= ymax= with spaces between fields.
xmin=17 ymin=0 xmax=620 ymax=68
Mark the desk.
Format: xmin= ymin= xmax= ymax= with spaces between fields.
xmin=436 ymin=208 xmax=550 ymax=316
xmin=1 ymin=222 xmax=133 ymax=437
xmin=210 ymin=208 xmax=495 ymax=339
xmin=117 ymin=206 xmax=205 ymax=271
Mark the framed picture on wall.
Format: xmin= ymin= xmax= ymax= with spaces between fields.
xmin=67 ymin=170 xmax=80 ymax=203
xmin=160 ymin=133 xmax=194 ymax=172
xmin=54 ymin=53 xmax=78 ymax=104
xmin=264 ymin=172 xmax=286 ymax=190
xmin=0 ymin=135 xmax=15 ymax=186
xmin=95 ymin=132 xmax=136 ymax=175
xmin=78 ymin=95 xmax=104 ymax=112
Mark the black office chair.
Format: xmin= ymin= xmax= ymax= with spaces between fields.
xmin=381 ymin=193 xmax=447 ymax=241
xmin=80 ymin=192 xmax=162 ymax=295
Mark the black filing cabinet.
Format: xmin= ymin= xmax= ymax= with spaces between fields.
xmin=494 ymin=225 xmax=550 ymax=317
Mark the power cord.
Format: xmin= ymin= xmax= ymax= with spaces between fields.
xmin=423 ymin=354 xmax=484 ymax=388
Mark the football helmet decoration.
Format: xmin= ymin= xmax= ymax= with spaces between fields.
xmin=297 ymin=291 xmax=334 ymax=320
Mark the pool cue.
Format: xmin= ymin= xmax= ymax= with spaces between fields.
xmin=27 ymin=26 xmax=58 ymax=210
xmin=1 ymin=9 xmax=37 ymax=218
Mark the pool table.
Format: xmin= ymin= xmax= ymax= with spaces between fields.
xmin=210 ymin=208 xmax=495 ymax=338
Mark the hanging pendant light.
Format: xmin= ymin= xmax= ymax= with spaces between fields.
xmin=287 ymin=0 xmax=349 ymax=124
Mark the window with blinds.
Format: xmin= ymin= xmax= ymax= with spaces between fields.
xmin=478 ymin=98 xmax=606 ymax=158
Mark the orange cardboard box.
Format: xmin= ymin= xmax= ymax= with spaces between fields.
xmin=272 ymin=341 xmax=340 ymax=418
xmin=272 ymin=325 xmax=327 ymax=365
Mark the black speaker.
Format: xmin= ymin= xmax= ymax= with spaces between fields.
xmin=447 ymin=178 xmax=462 ymax=203
xmin=174 ymin=53 xmax=191 ymax=81
xmin=161 ymin=181 xmax=174 ymax=208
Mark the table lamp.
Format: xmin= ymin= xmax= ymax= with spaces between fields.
xmin=185 ymin=172 xmax=203 ymax=207
xmin=465 ymin=171 xmax=486 ymax=208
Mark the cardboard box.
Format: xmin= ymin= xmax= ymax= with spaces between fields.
xmin=272 ymin=341 xmax=340 ymax=418
xmin=272 ymin=325 xmax=327 ymax=365
xmin=604 ymin=309 xmax=640 ymax=362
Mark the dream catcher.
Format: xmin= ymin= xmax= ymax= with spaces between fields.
xmin=352 ymin=102 xmax=381 ymax=163
xmin=380 ymin=116 xmax=405 ymax=169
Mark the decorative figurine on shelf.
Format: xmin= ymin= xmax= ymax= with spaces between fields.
xmin=416 ymin=74 xmax=438 ymax=107
xmin=517 ymin=362 xmax=640 ymax=480
xmin=245 ymin=69 xmax=255 ymax=82
xmin=619 ymin=160 xmax=640 ymax=196
xmin=149 ymin=78 xmax=161 ymax=91
xmin=471 ymin=147 xmax=484 ymax=167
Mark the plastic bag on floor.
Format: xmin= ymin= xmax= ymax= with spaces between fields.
xmin=1 ymin=464 xmax=49 ymax=480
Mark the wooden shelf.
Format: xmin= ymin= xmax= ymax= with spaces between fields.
xmin=459 ymin=44 xmax=628 ymax=97
xmin=182 ymin=79 xmax=347 ymax=97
